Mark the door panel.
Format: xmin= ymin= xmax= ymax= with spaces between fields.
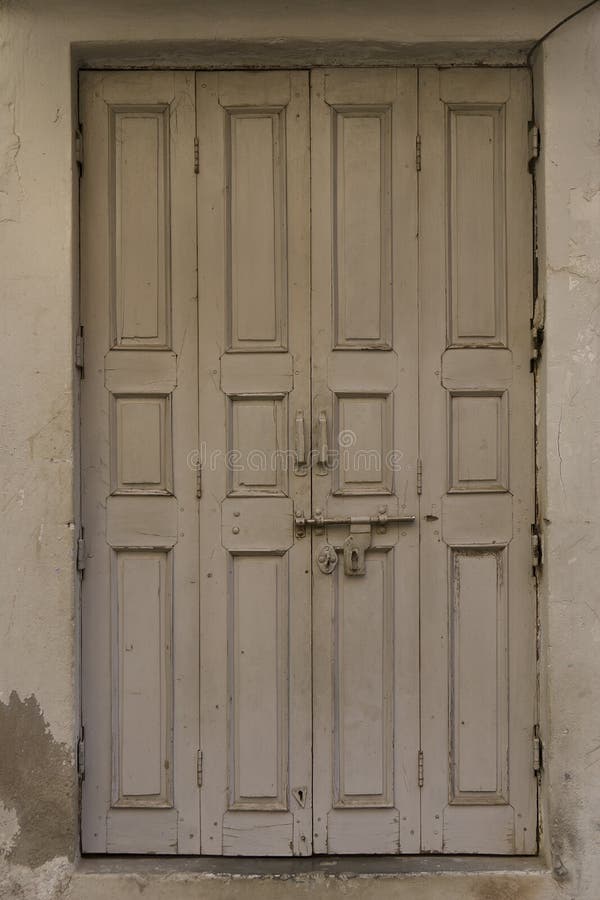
xmin=196 ymin=71 xmax=312 ymax=856
xmin=80 ymin=71 xmax=199 ymax=853
xmin=419 ymin=68 xmax=537 ymax=854
xmin=310 ymin=69 xmax=420 ymax=854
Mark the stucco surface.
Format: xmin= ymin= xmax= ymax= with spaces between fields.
xmin=0 ymin=0 xmax=599 ymax=897
xmin=533 ymin=4 xmax=600 ymax=898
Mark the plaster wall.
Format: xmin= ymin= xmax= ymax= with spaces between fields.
xmin=533 ymin=5 xmax=600 ymax=897
xmin=0 ymin=1 xmax=598 ymax=898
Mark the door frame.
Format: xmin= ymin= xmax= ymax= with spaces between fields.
xmin=76 ymin=58 xmax=540 ymax=860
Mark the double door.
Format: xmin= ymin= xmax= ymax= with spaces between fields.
xmin=80 ymin=67 xmax=536 ymax=856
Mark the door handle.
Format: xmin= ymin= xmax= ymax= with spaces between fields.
xmin=294 ymin=410 xmax=306 ymax=472
xmin=316 ymin=410 xmax=328 ymax=476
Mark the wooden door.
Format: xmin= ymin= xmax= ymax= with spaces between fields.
xmin=80 ymin=72 xmax=200 ymax=852
xmin=80 ymin=66 xmax=536 ymax=858
xmin=419 ymin=68 xmax=537 ymax=853
xmin=310 ymin=69 xmax=421 ymax=854
xmin=195 ymin=71 xmax=312 ymax=856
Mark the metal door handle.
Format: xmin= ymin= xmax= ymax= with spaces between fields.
xmin=316 ymin=410 xmax=328 ymax=475
xmin=295 ymin=410 xmax=306 ymax=468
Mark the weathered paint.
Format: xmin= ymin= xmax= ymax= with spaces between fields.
xmin=533 ymin=3 xmax=600 ymax=897
xmin=0 ymin=693 xmax=75 ymax=867
xmin=0 ymin=0 xmax=598 ymax=896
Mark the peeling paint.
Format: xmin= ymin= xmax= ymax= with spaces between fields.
xmin=0 ymin=100 xmax=23 ymax=223
xmin=0 ymin=693 xmax=75 ymax=867
xmin=0 ymin=803 xmax=19 ymax=857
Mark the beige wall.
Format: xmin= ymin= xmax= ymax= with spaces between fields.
xmin=533 ymin=4 xmax=600 ymax=896
xmin=0 ymin=0 xmax=599 ymax=897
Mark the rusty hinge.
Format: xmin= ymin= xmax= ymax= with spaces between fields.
xmin=77 ymin=530 xmax=86 ymax=573
xmin=416 ymin=133 xmax=422 ymax=172
xmin=75 ymin=127 xmax=83 ymax=175
xmin=75 ymin=325 xmax=84 ymax=374
xmin=195 ymin=462 xmax=202 ymax=499
xmin=530 ymin=294 xmax=545 ymax=370
xmin=531 ymin=524 xmax=542 ymax=572
xmin=416 ymin=458 xmax=423 ymax=496
xmin=528 ymin=123 xmax=540 ymax=171
xmin=418 ymin=749 xmax=424 ymax=787
xmin=533 ymin=725 xmax=542 ymax=775
xmin=196 ymin=749 xmax=203 ymax=786
xmin=194 ymin=137 xmax=199 ymax=174
xmin=77 ymin=735 xmax=85 ymax=780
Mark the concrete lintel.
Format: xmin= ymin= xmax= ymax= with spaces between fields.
xmin=72 ymin=38 xmax=531 ymax=70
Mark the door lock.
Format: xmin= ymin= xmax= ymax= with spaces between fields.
xmin=316 ymin=544 xmax=338 ymax=574
xmin=342 ymin=526 xmax=371 ymax=576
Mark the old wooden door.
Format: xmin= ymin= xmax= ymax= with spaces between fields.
xmin=80 ymin=72 xmax=201 ymax=852
xmin=195 ymin=71 xmax=312 ymax=855
xmin=80 ymin=66 xmax=536 ymax=856
xmin=418 ymin=68 xmax=537 ymax=854
xmin=310 ymin=69 xmax=421 ymax=854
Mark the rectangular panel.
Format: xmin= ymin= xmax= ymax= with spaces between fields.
xmin=221 ymin=498 xmax=294 ymax=553
xmin=449 ymin=547 xmax=508 ymax=804
xmin=327 ymin=810 xmax=400 ymax=854
xmin=106 ymin=495 xmax=178 ymax=549
xmin=112 ymin=550 xmax=172 ymax=807
xmin=222 ymin=812 xmax=293 ymax=856
xmin=448 ymin=106 xmax=506 ymax=346
xmin=442 ymin=493 xmax=512 ymax=545
xmin=334 ymin=107 xmax=392 ymax=348
xmin=335 ymin=394 xmax=393 ymax=494
xmin=335 ymin=550 xmax=393 ymax=807
xmin=107 ymin=809 xmax=178 ymax=853
xmin=228 ymin=396 xmax=287 ymax=495
xmin=112 ymin=107 xmax=171 ymax=348
xmin=104 ymin=350 xmax=177 ymax=394
xmin=113 ymin=396 xmax=172 ymax=494
xmin=227 ymin=110 xmax=287 ymax=350
xmin=229 ymin=554 xmax=288 ymax=809
xmin=220 ymin=352 xmax=293 ymax=395
xmin=449 ymin=392 xmax=508 ymax=492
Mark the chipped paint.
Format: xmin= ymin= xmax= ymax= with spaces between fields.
xmin=0 ymin=693 xmax=75 ymax=867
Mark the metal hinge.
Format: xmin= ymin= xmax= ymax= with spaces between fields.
xmin=77 ymin=736 xmax=85 ymax=780
xmin=418 ymin=749 xmax=424 ymax=787
xmin=531 ymin=524 xmax=542 ymax=571
xmin=194 ymin=137 xmax=199 ymax=174
xmin=75 ymin=127 xmax=83 ymax=175
xmin=416 ymin=134 xmax=422 ymax=171
xmin=196 ymin=462 xmax=202 ymax=499
xmin=75 ymin=325 xmax=84 ymax=373
xmin=528 ymin=123 xmax=540 ymax=171
xmin=196 ymin=749 xmax=203 ymax=786
xmin=533 ymin=726 xmax=542 ymax=775
xmin=416 ymin=458 xmax=423 ymax=496
xmin=77 ymin=530 xmax=86 ymax=573
xmin=530 ymin=294 xmax=545 ymax=369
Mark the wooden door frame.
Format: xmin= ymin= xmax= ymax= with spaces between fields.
xmin=75 ymin=57 xmax=540 ymax=860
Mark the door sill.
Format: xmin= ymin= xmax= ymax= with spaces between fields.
xmin=78 ymin=854 xmax=545 ymax=877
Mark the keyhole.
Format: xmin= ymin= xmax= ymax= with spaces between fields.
xmin=351 ymin=549 xmax=359 ymax=570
